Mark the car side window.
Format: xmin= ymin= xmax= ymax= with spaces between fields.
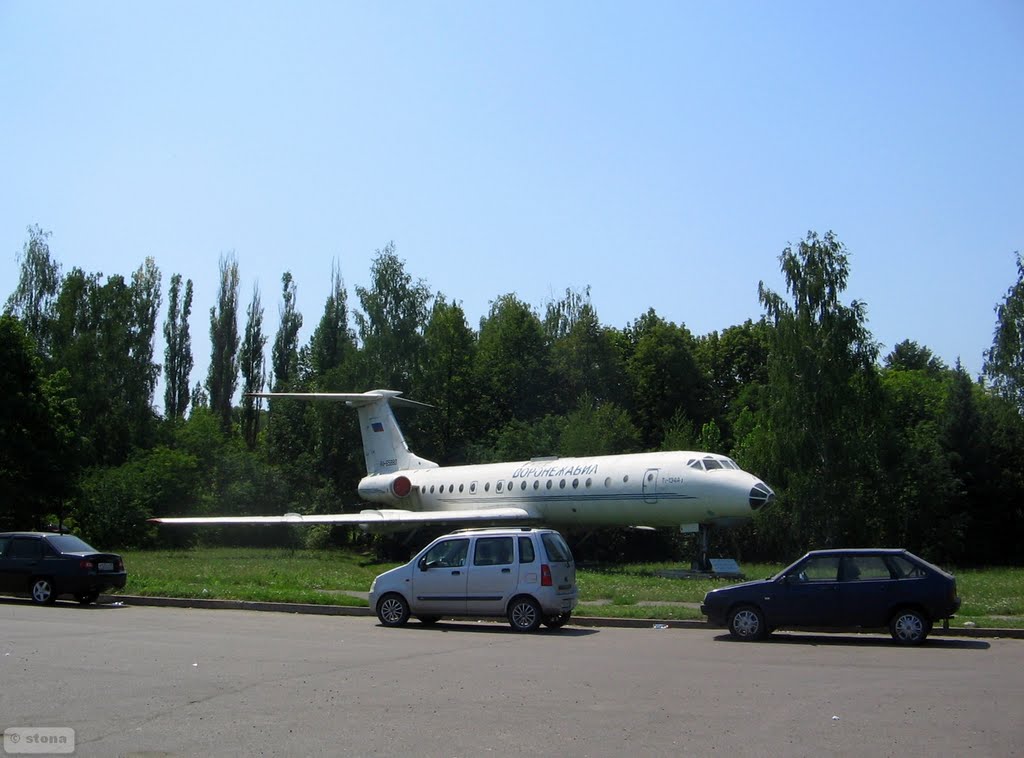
xmin=423 ymin=538 xmax=469 ymax=569
xmin=518 ymin=536 xmax=536 ymax=564
xmin=473 ymin=537 xmax=513 ymax=566
xmin=790 ymin=555 xmax=840 ymax=582
xmin=841 ymin=556 xmax=892 ymax=581
xmin=7 ymin=538 xmax=43 ymax=561
xmin=888 ymin=555 xmax=927 ymax=579
xmin=0 ymin=536 xmax=10 ymax=558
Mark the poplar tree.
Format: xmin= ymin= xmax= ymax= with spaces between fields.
xmin=984 ymin=252 xmax=1024 ymax=413
xmin=207 ymin=254 xmax=240 ymax=433
xmin=239 ymin=283 xmax=267 ymax=449
xmin=272 ymin=271 xmax=302 ymax=390
xmin=4 ymin=225 xmax=60 ymax=358
xmin=163 ymin=274 xmax=194 ymax=419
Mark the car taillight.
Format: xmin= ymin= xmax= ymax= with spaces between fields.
xmin=116 ymin=559 xmax=124 ymax=571
xmin=541 ymin=564 xmax=552 ymax=587
xmin=79 ymin=560 xmax=94 ymax=570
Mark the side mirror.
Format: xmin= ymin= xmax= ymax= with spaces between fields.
xmin=418 ymin=557 xmax=429 ymax=571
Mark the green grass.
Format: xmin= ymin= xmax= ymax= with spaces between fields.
xmin=119 ymin=548 xmax=1024 ymax=628
xmin=122 ymin=547 xmax=381 ymax=606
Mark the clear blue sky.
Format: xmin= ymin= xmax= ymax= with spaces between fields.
xmin=2 ymin=1 xmax=1021 ymax=391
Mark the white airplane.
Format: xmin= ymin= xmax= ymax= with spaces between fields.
xmin=152 ymin=390 xmax=774 ymax=535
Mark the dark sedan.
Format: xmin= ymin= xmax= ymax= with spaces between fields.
xmin=0 ymin=532 xmax=127 ymax=605
xmin=701 ymin=548 xmax=960 ymax=645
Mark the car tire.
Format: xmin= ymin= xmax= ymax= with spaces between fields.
xmin=542 ymin=612 xmax=571 ymax=629
xmin=889 ymin=608 xmax=931 ymax=645
xmin=376 ymin=593 xmax=411 ymax=627
xmin=31 ymin=578 xmax=57 ymax=605
xmin=728 ymin=604 xmax=767 ymax=641
xmin=75 ymin=591 xmax=100 ymax=605
xmin=508 ymin=596 xmax=542 ymax=632
xmin=416 ymin=615 xmax=441 ymax=625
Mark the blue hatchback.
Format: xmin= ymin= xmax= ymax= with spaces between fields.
xmin=700 ymin=548 xmax=961 ymax=645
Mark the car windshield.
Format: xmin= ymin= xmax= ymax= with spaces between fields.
xmin=45 ymin=534 xmax=98 ymax=553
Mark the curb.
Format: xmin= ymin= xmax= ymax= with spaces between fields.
xmin=104 ymin=595 xmax=1024 ymax=638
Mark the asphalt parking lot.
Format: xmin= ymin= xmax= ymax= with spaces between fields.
xmin=1 ymin=599 xmax=1022 ymax=757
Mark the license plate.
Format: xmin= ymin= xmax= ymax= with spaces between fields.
xmin=561 ymin=598 xmax=572 ymax=610
xmin=99 ymin=562 xmax=114 ymax=572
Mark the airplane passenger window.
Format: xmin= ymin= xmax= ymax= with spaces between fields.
xmin=429 ymin=485 xmax=435 ymax=494
xmin=623 ymin=475 xmax=629 ymax=483
xmin=497 ymin=481 xmax=503 ymax=492
xmin=559 ymin=479 xmax=566 ymax=489
xmin=459 ymin=484 xmax=464 ymax=493
xmin=484 ymin=482 xmax=490 ymax=492
xmin=521 ymin=481 xmax=527 ymax=490
xmin=533 ymin=481 xmax=540 ymax=490
xmin=572 ymin=479 xmax=579 ymax=489
xmin=585 ymin=478 xmax=592 ymax=488
xmin=470 ymin=483 xmax=476 ymax=493
xmin=604 ymin=477 xmax=612 ymax=487
xmin=546 ymin=480 xmax=553 ymax=489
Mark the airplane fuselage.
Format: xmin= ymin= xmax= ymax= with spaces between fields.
xmin=358 ymin=451 xmax=771 ymax=529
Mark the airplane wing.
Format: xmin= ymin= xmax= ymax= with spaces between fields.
xmin=150 ymin=507 xmax=536 ymax=527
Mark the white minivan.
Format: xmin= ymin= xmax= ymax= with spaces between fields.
xmin=368 ymin=527 xmax=578 ymax=632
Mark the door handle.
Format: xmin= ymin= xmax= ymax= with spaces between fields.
xmin=451 ymin=570 xmax=461 ymax=575
xmin=501 ymin=568 xmax=511 ymax=574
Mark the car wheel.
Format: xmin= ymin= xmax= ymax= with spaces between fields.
xmin=416 ymin=615 xmax=441 ymax=625
xmin=508 ymin=596 xmax=542 ymax=632
xmin=542 ymin=612 xmax=571 ymax=629
xmin=31 ymin=578 xmax=57 ymax=605
xmin=75 ymin=591 xmax=100 ymax=605
xmin=728 ymin=605 xmax=766 ymax=641
xmin=890 ymin=608 xmax=931 ymax=645
xmin=376 ymin=593 xmax=410 ymax=627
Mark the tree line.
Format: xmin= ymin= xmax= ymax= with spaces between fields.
xmin=3 ymin=226 xmax=1023 ymax=565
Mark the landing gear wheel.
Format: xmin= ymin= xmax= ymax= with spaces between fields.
xmin=31 ymin=578 xmax=57 ymax=605
xmin=376 ymin=593 xmax=411 ymax=627
xmin=728 ymin=605 xmax=766 ymax=641
xmin=508 ymin=596 xmax=542 ymax=632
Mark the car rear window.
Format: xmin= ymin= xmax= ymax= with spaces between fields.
xmin=45 ymin=535 xmax=98 ymax=553
xmin=541 ymin=532 xmax=573 ymax=563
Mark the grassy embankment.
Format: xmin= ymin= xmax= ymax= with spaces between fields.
xmin=120 ymin=547 xmax=1024 ymax=629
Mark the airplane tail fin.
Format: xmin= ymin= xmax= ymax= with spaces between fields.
xmin=251 ymin=389 xmax=438 ymax=476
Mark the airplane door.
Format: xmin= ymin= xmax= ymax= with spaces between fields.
xmin=410 ymin=537 xmax=469 ymax=615
xmin=643 ymin=468 xmax=659 ymax=504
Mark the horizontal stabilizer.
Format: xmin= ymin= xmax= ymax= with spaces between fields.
xmin=150 ymin=507 xmax=534 ymax=527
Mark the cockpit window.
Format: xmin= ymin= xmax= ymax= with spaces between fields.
xmin=687 ymin=459 xmax=703 ymax=470
xmin=702 ymin=456 xmax=723 ymax=470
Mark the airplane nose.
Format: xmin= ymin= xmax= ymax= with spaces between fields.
xmin=749 ymin=482 xmax=775 ymax=511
